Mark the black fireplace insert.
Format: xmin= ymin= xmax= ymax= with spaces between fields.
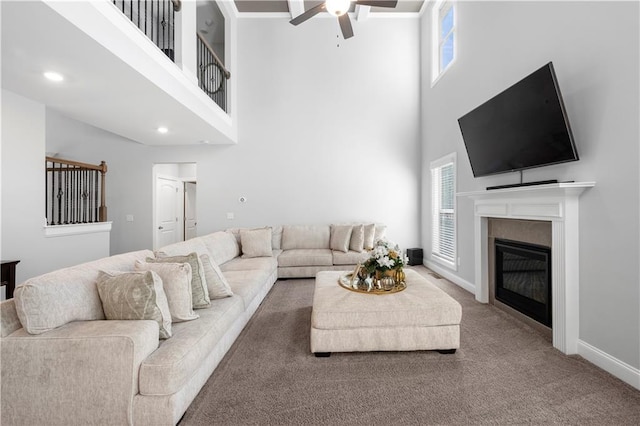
xmin=495 ymin=239 xmax=552 ymax=327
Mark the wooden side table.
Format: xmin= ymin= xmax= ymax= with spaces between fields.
xmin=1 ymin=260 xmax=20 ymax=299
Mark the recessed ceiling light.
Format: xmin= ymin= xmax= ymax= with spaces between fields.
xmin=157 ymin=126 xmax=169 ymax=134
xmin=43 ymin=71 xmax=64 ymax=82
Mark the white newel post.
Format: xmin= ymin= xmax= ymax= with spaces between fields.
xmin=459 ymin=182 xmax=594 ymax=355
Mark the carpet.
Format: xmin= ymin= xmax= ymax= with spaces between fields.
xmin=179 ymin=267 xmax=640 ymax=425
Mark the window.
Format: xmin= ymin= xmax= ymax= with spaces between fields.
xmin=431 ymin=153 xmax=456 ymax=269
xmin=432 ymin=0 xmax=456 ymax=83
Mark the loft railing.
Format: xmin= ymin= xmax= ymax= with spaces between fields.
xmin=112 ymin=0 xmax=181 ymax=61
xmin=46 ymin=157 xmax=108 ymax=226
xmin=197 ymin=31 xmax=230 ymax=112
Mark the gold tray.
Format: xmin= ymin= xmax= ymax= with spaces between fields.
xmin=338 ymin=273 xmax=406 ymax=295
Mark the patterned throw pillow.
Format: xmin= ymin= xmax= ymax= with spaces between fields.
xmin=96 ymin=270 xmax=172 ymax=339
xmin=134 ymin=261 xmax=199 ymax=322
xmin=330 ymin=225 xmax=353 ymax=253
xmin=200 ymin=254 xmax=234 ymax=299
xmin=149 ymin=252 xmax=210 ymax=309
xmin=240 ymin=228 xmax=273 ymax=258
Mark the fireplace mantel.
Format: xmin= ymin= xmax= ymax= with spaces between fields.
xmin=459 ymin=182 xmax=595 ymax=354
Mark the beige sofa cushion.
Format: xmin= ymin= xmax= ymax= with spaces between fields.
xmin=271 ymin=225 xmax=283 ymax=249
xmin=139 ymin=296 xmax=244 ymax=396
xmin=200 ymin=254 xmax=233 ymax=299
xmin=220 ymin=254 xmax=279 ymax=273
xmin=157 ymin=238 xmax=209 ymax=258
xmin=240 ymin=228 xmax=273 ymax=258
xmin=374 ymin=224 xmax=388 ymax=242
xmin=363 ymin=223 xmax=376 ymax=249
xmin=349 ymin=224 xmax=365 ymax=252
xmin=330 ymin=225 xmax=353 ymax=253
xmin=277 ymin=249 xmax=333 ymax=267
xmin=14 ymin=249 xmax=153 ymax=335
xmin=332 ymin=250 xmax=369 ymax=266
xmin=224 ymin=269 xmax=275 ymax=310
xmin=200 ymin=231 xmax=240 ymax=266
xmin=150 ymin=253 xmax=210 ymax=309
xmin=134 ymin=261 xmax=198 ymax=322
xmin=281 ymin=225 xmax=330 ymax=250
xmin=96 ymin=270 xmax=172 ymax=339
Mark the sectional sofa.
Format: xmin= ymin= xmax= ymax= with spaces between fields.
xmin=0 ymin=223 xmax=384 ymax=426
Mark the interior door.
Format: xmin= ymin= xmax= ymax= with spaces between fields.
xmin=156 ymin=177 xmax=180 ymax=248
xmin=184 ymin=182 xmax=197 ymax=240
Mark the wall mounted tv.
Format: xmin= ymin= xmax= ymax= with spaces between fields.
xmin=458 ymin=62 xmax=578 ymax=181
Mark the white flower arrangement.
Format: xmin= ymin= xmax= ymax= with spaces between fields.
xmin=362 ymin=239 xmax=408 ymax=275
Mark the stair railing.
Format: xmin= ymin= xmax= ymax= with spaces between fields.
xmin=112 ymin=0 xmax=181 ymax=61
xmin=46 ymin=157 xmax=108 ymax=226
xmin=197 ymin=31 xmax=230 ymax=112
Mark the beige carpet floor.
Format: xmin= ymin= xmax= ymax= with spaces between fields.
xmin=179 ymin=266 xmax=640 ymax=425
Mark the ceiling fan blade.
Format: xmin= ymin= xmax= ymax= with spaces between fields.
xmin=355 ymin=0 xmax=398 ymax=8
xmin=338 ymin=14 xmax=354 ymax=39
xmin=290 ymin=3 xmax=326 ymax=26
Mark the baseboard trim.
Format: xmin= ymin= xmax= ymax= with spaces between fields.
xmin=424 ymin=261 xmax=476 ymax=295
xmin=577 ymin=340 xmax=640 ymax=390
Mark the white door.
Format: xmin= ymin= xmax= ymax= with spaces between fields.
xmin=184 ymin=182 xmax=197 ymax=240
xmin=156 ymin=177 xmax=181 ymax=248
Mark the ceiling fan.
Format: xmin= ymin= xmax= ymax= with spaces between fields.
xmin=290 ymin=0 xmax=399 ymax=39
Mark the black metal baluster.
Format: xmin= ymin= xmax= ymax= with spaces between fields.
xmin=94 ymin=170 xmax=99 ymax=222
xmin=151 ymin=0 xmax=155 ymax=47
xmin=63 ymin=165 xmax=68 ymax=224
xmin=56 ymin=163 xmax=62 ymax=225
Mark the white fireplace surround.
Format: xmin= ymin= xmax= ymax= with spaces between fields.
xmin=459 ymin=182 xmax=595 ymax=355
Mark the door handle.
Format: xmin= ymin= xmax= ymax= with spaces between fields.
xmin=158 ymin=226 xmax=164 ymax=230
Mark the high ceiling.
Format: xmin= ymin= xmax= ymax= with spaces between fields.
xmin=233 ymin=0 xmax=426 ymax=15
xmin=1 ymin=1 xmax=427 ymax=146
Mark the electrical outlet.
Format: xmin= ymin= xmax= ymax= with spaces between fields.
xmin=126 ymin=214 xmax=134 ymax=222
xmin=226 ymin=212 xmax=234 ymax=220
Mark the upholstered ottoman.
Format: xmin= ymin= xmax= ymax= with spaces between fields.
xmin=310 ymin=269 xmax=462 ymax=356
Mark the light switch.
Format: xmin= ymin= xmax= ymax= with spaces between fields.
xmin=126 ymin=214 xmax=134 ymax=222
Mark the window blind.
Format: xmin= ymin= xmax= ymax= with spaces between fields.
xmin=431 ymin=154 xmax=456 ymax=267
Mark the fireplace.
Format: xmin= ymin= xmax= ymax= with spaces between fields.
xmin=459 ymin=181 xmax=594 ymax=354
xmin=495 ymin=239 xmax=552 ymax=327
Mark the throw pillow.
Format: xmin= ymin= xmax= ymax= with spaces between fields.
xmin=374 ymin=224 xmax=387 ymax=242
xmin=330 ymin=225 xmax=353 ymax=253
xmin=240 ymin=228 xmax=273 ymax=258
xmin=200 ymin=254 xmax=234 ymax=299
xmin=363 ymin=223 xmax=376 ymax=250
xmin=96 ymin=270 xmax=172 ymax=339
xmin=349 ymin=224 xmax=365 ymax=252
xmin=149 ymin=252 xmax=210 ymax=309
xmin=134 ymin=260 xmax=199 ymax=322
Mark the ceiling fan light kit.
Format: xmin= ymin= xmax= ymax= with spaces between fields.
xmin=326 ymin=0 xmax=350 ymax=16
xmin=289 ymin=0 xmax=398 ymax=40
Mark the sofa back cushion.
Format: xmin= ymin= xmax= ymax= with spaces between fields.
xmin=199 ymin=231 xmax=240 ymax=266
xmin=281 ymin=225 xmax=331 ymax=250
xmin=14 ymin=249 xmax=153 ymax=335
xmin=157 ymin=238 xmax=210 ymax=258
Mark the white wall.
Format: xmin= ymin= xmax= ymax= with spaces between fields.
xmin=421 ymin=1 xmax=639 ymax=370
xmin=226 ymin=16 xmax=422 ymax=248
xmin=1 ymin=90 xmax=110 ymax=285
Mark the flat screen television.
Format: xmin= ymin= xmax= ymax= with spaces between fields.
xmin=458 ymin=62 xmax=578 ymax=179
